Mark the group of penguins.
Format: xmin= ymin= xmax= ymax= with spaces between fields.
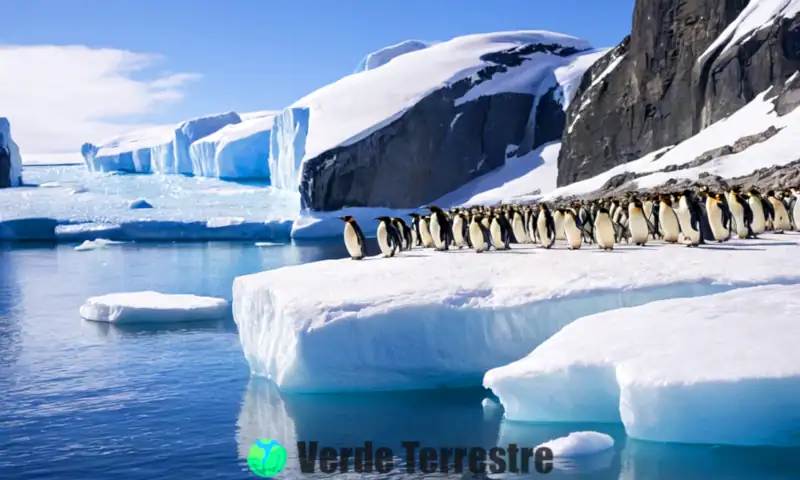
xmin=337 ymin=185 xmax=800 ymax=259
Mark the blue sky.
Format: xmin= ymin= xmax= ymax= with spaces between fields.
xmin=4 ymin=0 xmax=633 ymax=121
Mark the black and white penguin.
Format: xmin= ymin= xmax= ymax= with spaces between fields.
xmin=511 ymin=207 xmax=529 ymax=243
xmin=468 ymin=213 xmax=492 ymax=253
xmin=408 ymin=213 xmax=422 ymax=247
xmin=727 ymin=187 xmax=753 ymax=239
xmin=705 ymin=192 xmax=729 ymax=242
xmin=578 ymin=202 xmax=594 ymax=244
xmin=627 ymin=198 xmax=649 ymax=246
xmin=767 ymin=191 xmax=791 ymax=233
xmin=338 ymin=216 xmax=367 ymax=260
xmin=425 ymin=205 xmax=452 ymax=251
xmin=375 ymin=216 xmax=401 ymax=257
xmin=526 ymin=206 xmax=539 ymax=244
xmin=676 ymin=191 xmax=704 ymax=247
xmin=489 ymin=210 xmax=511 ymax=250
xmin=392 ymin=217 xmax=413 ymax=250
xmin=562 ymin=209 xmax=583 ymax=250
xmin=451 ymin=211 xmax=469 ymax=249
xmin=747 ymin=189 xmax=768 ymax=234
xmin=553 ymin=208 xmax=566 ymax=241
xmin=536 ymin=204 xmax=556 ymax=249
xmin=658 ymin=195 xmax=681 ymax=243
xmin=791 ymin=188 xmax=800 ymax=230
xmin=418 ymin=214 xmax=436 ymax=248
xmin=594 ymin=207 xmax=615 ymax=250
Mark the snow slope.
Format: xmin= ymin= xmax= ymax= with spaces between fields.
xmin=485 ymin=284 xmax=800 ymax=447
xmin=82 ymin=112 xmax=241 ymax=176
xmin=188 ymin=115 xmax=276 ymax=180
xmin=354 ymin=40 xmax=431 ymax=73
xmin=698 ymin=0 xmax=800 ymax=66
xmin=232 ymin=233 xmax=800 ymax=393
xmin=0 ymin=117 xmax=23 ymax=187
xmin=267 ymin=31 xmax=591 ymax=193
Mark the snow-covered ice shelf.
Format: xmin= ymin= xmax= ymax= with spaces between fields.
xmin=80 ymin=291 xmax=229 ymax=324
xmin=233 ymin=234 xmax=800 ymax=394
xmin=485 ymin=283 xmax=800 ymax=447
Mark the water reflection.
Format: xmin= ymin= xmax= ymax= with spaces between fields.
xmin=0 ymin=247 xmax=22 ymax=366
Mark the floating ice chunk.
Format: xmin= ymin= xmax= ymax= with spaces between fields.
xmin=129 ymin=199 xmax=153 ymax=209
xmin=536 ymin=431 xmax=614 ymax=457
xmin=233 ymin=234 xmax=800 ymax=393
xmin=74 ymin=238 xmax=120 ymax=251
xmin=254 ymin=242 xmax=282 ymax=247
xmin=485 ymin=284 xmax=800 ymax=447
xmin=80 ymin=291 xmax=229 ymax=324
xmin=206 ymin=217 xmax=245 ymax=228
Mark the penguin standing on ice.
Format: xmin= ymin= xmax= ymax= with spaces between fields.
xmin=413 ymin=213 xmax=435 ymax=248
xmin=489 ymin=210 xmax=511 ymax=250
xmin=658 ymin=195 xmax=681 ymax=243
xmin=578 ymin=202 xmax=594 ymax=244
xmin=767 ymin=191 xmax=791 ymax=233
xmin=392 ymin=217 xmax=414 ymax=250
xmin=339 ymin=216 xmax=367 ymax=260
xmin=627 ymin=198 xmax=650 ymax=246
xmin=468 ymin=213 xmax=492 ymax=253
xmin=425 ymin=205 xmax=452 ymax=251
xmin=375 ymin=216 xmax=401 ymax=257
xmin=553 ymin=208 xmax=566 ymax=241
xmin=511 ymin=207 xmax=529 ymax=243
xmin=705 ymin=192 xmax=729 ymax=242
xmin=526 ymin=206 xmax=539 ymax=244
xmin=747 ymin=189 xmax=768 ymax=234
xmin=594 ymin=207 xmax=615 ymax=250
xmin=676 ymin=191 xmax=707 ymax=247
xmin=408 ymin=213 xmax=422 ymax=247
xmin=727 ymin=187 xmax=755 ymax=239
xmin=562 ymin=209 xmax=583 ymax=250
xmin=452 ymin=212 xmax=470 ymax=249
xmin=537 ymin=204 xmax=556 ymax=249
xmin=791 ymin=188 xmax=800 ymax=230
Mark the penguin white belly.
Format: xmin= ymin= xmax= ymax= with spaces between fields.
xmin=676 ymin=205 xmax=699 ymax=245
xmin=706 ymin=201 xmax=727 ymax=241
xmin=794 ymin=197 xmax=800 ymax=230
xmin=644 ymin=201 xmax=653 ymax=221
xmin=512 ymin=215 xmax=529 ymax=243
xmin=771 ymin=199 xmax=791 ymax=231
xmin=563 ymin=217 xmax=582 ymax=249
xmin=343 ymin=224 xmax=363 ymax=259
xmin=429 ymin=217 xmax=444 ymax=250
xmin=659 ymin=206 xmax=680 ymax=243
xmin=553 ymin=212 xmax=566 ymax=240
xmin=628 ymin=212 xmax=648 ymax=244
xmin=376 ymin=223 xmax=394 ymax=257
xmin=527 ymin=215 xmax=538 ymax=244
xmin=468 ymin=222 xmax=488 ymax=252
xmin=419 ymin=219 xmax=435 ymax=248
xmin=489 ymin=219 xmax=507 ymax=250
xmin=727 ymin=197 xmax=747 ymax=238
xmin=594 ymin=215 xmax=615 ymax=249
xmin=537 ymin=215 xmax=553 ymax=248
xmin=452 ymin=217 xmax=466 ymax=247
xmin=749 ymin=197 xmax=766 ymax=233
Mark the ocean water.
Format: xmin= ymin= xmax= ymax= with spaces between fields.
xmin=1 ymin=242 xmax=799 ymax=479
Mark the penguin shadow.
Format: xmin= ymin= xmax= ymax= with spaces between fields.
xmin=700 ymin=244 xmax=766 ymax=251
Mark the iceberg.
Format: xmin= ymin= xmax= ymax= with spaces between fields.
xmin=82 ymin=112 xmax=241 ymax=176
xmin=80 ymin=291 xmax=229 ymax=324
xmin=188 ymin=115 xmax=276 ymax=180
xmin=354 ymin=40 xmax=431 ymax=73
xmin=0 ymin=117 xmax=23 ymax=187
xmin=232 ymin=234 xmax=800 ymax=393
xmin=268 ymin=108 xmax=309 ymax=190
xmin=484 ymin=284 xmax=800 ymax=447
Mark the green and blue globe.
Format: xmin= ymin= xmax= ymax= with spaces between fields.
xmin=247 ymin=438 xmax=287 ymax=478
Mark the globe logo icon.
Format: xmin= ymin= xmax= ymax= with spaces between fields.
xmin=247 ymin=438 xmax=287 ymax=478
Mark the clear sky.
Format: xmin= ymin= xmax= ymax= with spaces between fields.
xmin=1 ymin=0 xmax=634 ymax=156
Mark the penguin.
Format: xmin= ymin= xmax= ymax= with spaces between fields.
xmin=562 ymin=209 xmax=583 ymax=250
xmin=791 ymin=188 xmax=800 ymax=230
xmin=417 ymin=214 xmax=436 ymax=248
xmin=675 ymin=191 xmax=702 ymax=247
xmin=727 ymin=187 xmax=754 ymax=239
xmin=658 ymin=195 xmax=681 ymax=243
xmin=705 ymin=193 xmax=729 ymax=242
xmin=452 ymin=212 xmax=469 ymax=249
xmin=392 ymin=217 xmax=413 ymax=251
xmin=425 ymin=205 xmax=452 ymax=251
xmin=468 ymin=213 xmax=492 ymax=253
xmin=526 ymin=206 xmax=539 ymax=244
xmin=553 ymin=208 xmax=566 ymax=241
xmin=408 ymin=213 xmax=422 ymax=247
xmin=627 ymin=198 xmax=650 ymax=246
xmin=338 ymin=216 xmax=367 ymax=260
xmin=747 ymin=189 xmax=767 ymax=234
xmin=489 ymin=211 xmax=511 ymax=250
xmin=578 ymin=202 xmax=594 ymax=244
xmin=497 ymin=208 xmax=517 ymax=244
xmin=767 ymin=191 xmax=792 ymax=233
xmin=375 ymin=216 xmax=401 ymax=257
xmin=510 ymin=207 xmax=530 ymax=243
xmin=594 ymin=207 xmax=615 ymax=250
xmin=536 ymin=204 xmax=556 ymax=249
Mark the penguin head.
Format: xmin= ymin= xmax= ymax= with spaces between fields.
xmin=339 ymin=216 xmax=355 ymax=223
xmin=374 ymin=216 xmax=390 ymax=222
xmin=424 ymin=205 xmax=443 ymax=213
xmin=408 ymin=212 xmax=419 ymax=219
xmin=766 ymin=190 xmax=776 ymax=198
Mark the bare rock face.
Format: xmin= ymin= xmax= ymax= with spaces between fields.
xmin=558 ymin=0 xmax=800 ymax=187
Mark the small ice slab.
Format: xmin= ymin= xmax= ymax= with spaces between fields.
xmin=80 ymin=291 xmax=229 ymax=324
xmin=484 ymin=284 xmax=800 ymax=447
xmin=536 ymin=431 xmax=614 ymax=457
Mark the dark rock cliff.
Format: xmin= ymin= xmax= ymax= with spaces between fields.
xmin=300 ymin=44 xmax=584 ymax=211
xmin=558 ymin=0 xmax=800 ymax=186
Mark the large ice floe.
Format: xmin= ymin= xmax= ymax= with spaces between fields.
xmin=485 ymin=284 xmax=800 ymax=447
xmin=233 ymin=233 xmax=800 ymax=394
xmin=82 ymin=112 xmax=242 ymax=176
xmin=80 ymin=291 xmax=229 ymax=324
xmin=188 ymin=114 xmax=276 ymax=180
xmin=0 ymin=117 xmax=23 ymax=187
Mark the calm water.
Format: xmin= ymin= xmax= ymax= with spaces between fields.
xmin=1 ymin=241 xmax=799 ymax=479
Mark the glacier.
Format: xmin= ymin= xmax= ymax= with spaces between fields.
xmin=232 ymin=233 xmax=800 ymax=393
xmin=188 ymin=114 xmax=276 ymax=180
xmin=484 ymin=284 xmax=800 ymax=447
xmin=353 ymin=40 xmax=431 ymax=72
xmin=1 ymin=117 xmax=23 ymax=187
xmin=82 ymin=112 xmax=241 ymax=176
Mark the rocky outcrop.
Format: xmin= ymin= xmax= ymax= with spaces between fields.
xmin=300 ymin=44 xmax=585 ymax=211
xmin=558 ymin=0 xmax=800 ymax=186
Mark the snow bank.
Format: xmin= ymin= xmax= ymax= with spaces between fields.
xmin=82 ymin=112 xmax=241 ymax=176
xmin=80 ymin=291 xmax=229 ymax=324
xmin=233 ymin=234 xmax=800 ymax=393
xmin=0 ymin=117 xmax=23 ymax=187
xmin=485 ymin=284 xmax=800 ymax=447
xmin=536 ymin=432 xmax=614 ymax=457
xmin=354 ymin=40 xmax=431 ymax=72
xmin=189 ymin=115 xmax=275 ymax=180
xmin=698 ymin=0 xmax=800 ymax=66
xmin=553 ymin=49 xmax=610 ymax=106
